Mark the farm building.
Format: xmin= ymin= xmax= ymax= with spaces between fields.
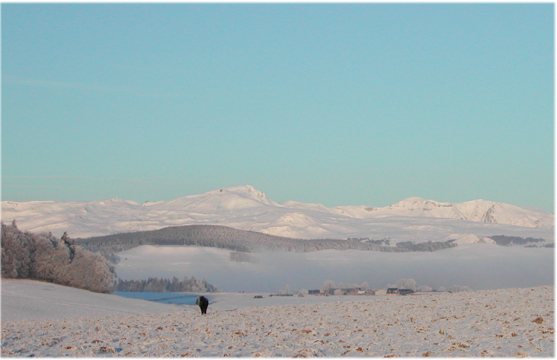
xmin=386 ymin=288 xmax=399 ymax=295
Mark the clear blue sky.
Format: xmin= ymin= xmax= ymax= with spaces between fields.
xmin=2 ymin=3 xmax=554 ymax=211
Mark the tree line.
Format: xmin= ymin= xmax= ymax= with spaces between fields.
xmin=489 ymin=235 xmax=546 ymax=246
xmin=1 ymin=221 xmax=115 ymax=293
xmin=76 ymin=224 xmax=457 ymax=263
xmin=115 ymin=276 xmax=218 ymax=292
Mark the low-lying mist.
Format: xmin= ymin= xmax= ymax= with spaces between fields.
xmin=114 ymin=244 xmax=554 ymax=293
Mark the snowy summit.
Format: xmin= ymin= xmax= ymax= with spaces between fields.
xmin=1 ymin=185 xmax=553 ymax=240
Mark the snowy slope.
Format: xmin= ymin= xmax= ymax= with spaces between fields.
xmin=1 ymin=185 xmax=553 ymax=241
xmin=1 ymin=279 xmax=554 ymax=357
xmin=1 ymin=279 xmax=181 ymax=322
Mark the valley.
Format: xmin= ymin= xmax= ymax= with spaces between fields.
xmin=3 ymin=185 xmax=553 ymax=293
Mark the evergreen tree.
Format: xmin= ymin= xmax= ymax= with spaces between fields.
xmin=114 ymin=276 xmax=219 ymax=292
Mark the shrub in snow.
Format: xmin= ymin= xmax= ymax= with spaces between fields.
xmin=1 ymin=223 xmax=115 ymax=293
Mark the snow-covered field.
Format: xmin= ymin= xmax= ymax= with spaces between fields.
xmin=1 ymin=279 xmax=554 ymax=357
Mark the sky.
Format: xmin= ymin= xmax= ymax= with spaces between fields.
xmin=2 ymin=3 xmax=554 ymax=212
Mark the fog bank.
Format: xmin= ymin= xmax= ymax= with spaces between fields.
xmin=115 ymin=244 xmax=553 ymax=292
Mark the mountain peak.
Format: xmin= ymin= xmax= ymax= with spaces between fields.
xmin=198 ymin=185 xmax=279 ymax=208
xmin=391 ymin=197 xmax=450 ymax=209
xmin=403 ymin=196 xmax=426 ymax=202
xmin=212 ymin=185 xmax=268 ymax=201
xmin=222 ymin=185 xmax=259 ymax=195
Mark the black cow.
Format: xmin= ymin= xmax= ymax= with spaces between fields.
xmin=196 ymin=296 xmax=209 ymax=315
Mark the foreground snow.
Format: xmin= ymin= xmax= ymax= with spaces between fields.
xmin=1 ymin=280 xmax=554 ymax=357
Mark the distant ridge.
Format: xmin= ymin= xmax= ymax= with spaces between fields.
xmin=336 ymin=197 xmax=554 ymax=229
xmin=2 ymin=185 xmax=553 ymax=240
xmin=76 ymin=224 xmax=548 ymax=260
xmin=75 ymin=224 xmax=457 ymax=256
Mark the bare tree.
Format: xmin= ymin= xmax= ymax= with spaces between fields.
xmin=322 ymin=280 xmax=335 ymax=294
xmin=396 ymin=278 xmax=417 ymax=291
xmin=283 ymin=284 xmax=291 ymax=295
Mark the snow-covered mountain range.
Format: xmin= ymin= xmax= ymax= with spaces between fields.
xmin=2 ymin=185 xmax=554 ymax=242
